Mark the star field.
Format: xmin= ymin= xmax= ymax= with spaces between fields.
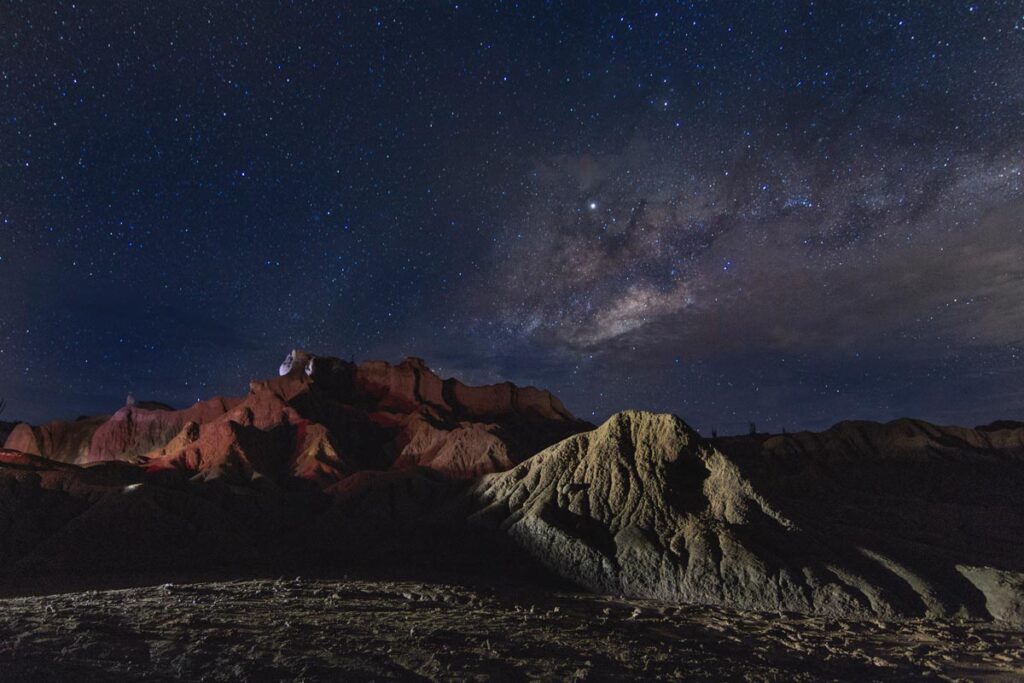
xmin=1 ymin=1 xmax=1022 ymax=433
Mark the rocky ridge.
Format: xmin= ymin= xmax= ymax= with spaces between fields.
xmin=1 ymin=355 xmax=1023 ymax=628
xmin=3 ymin=351 xmax=590 ymax=482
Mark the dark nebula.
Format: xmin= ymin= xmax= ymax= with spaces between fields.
xmin=1 ymin=2 xmax=1022 ymax=432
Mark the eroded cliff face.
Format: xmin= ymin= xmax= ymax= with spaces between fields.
xmin=466 ymin=411 xmax=1024 ymax=625
xmin=2 ymin=353 xmax=592 ymax=483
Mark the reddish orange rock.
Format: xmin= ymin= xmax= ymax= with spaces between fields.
xmin=7 ymin=351 xmax=591 ymax=484
xmin=83 ymin=396 xmax=239 ymax=465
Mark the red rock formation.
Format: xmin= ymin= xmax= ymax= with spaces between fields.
xmin=83 ymin=396 xmax=239 ymax=465
xmin=66 ymin=351 xmax=593 ymax=483
xmin=388 ymin=413 xmax=515 ymax=478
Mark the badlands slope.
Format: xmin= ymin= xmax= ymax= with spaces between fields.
xmin=1 ymin=352 xmax=1023 ymax=630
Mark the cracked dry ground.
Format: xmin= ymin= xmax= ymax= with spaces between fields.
xmin=0 ymin=578 xmax=1021 ymax=681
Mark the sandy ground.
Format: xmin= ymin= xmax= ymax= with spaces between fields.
xmin=0 ymin=577 xmax=1021 ymax=681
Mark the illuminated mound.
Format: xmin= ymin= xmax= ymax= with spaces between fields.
xmin=468 ymin=411 xmax=1024 ymax=623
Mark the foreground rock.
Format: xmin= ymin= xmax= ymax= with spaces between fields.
xmin=468 ymin=411 xmax=1024 ymax=625
xmin=0 ymin=577 xmax=1020 ymax=681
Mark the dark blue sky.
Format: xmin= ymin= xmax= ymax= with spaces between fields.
xmin=2 ymin=1 xmax=1022 ymax=433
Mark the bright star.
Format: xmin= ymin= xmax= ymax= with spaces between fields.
xmin=588 ymin=201 xmax=597 ymax=210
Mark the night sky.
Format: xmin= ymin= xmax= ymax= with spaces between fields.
xmin=2 ymin=2 xmax=1023 ymax=434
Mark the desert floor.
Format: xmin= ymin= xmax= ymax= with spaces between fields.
xmin=0 ymin=576 xmax=1021 ymax=681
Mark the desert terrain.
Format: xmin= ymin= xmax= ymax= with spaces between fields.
xmin=1 ymin=351 xmax=1022 ymax=680
xmin=1 ymin=576 xmax=1022 ymax=681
